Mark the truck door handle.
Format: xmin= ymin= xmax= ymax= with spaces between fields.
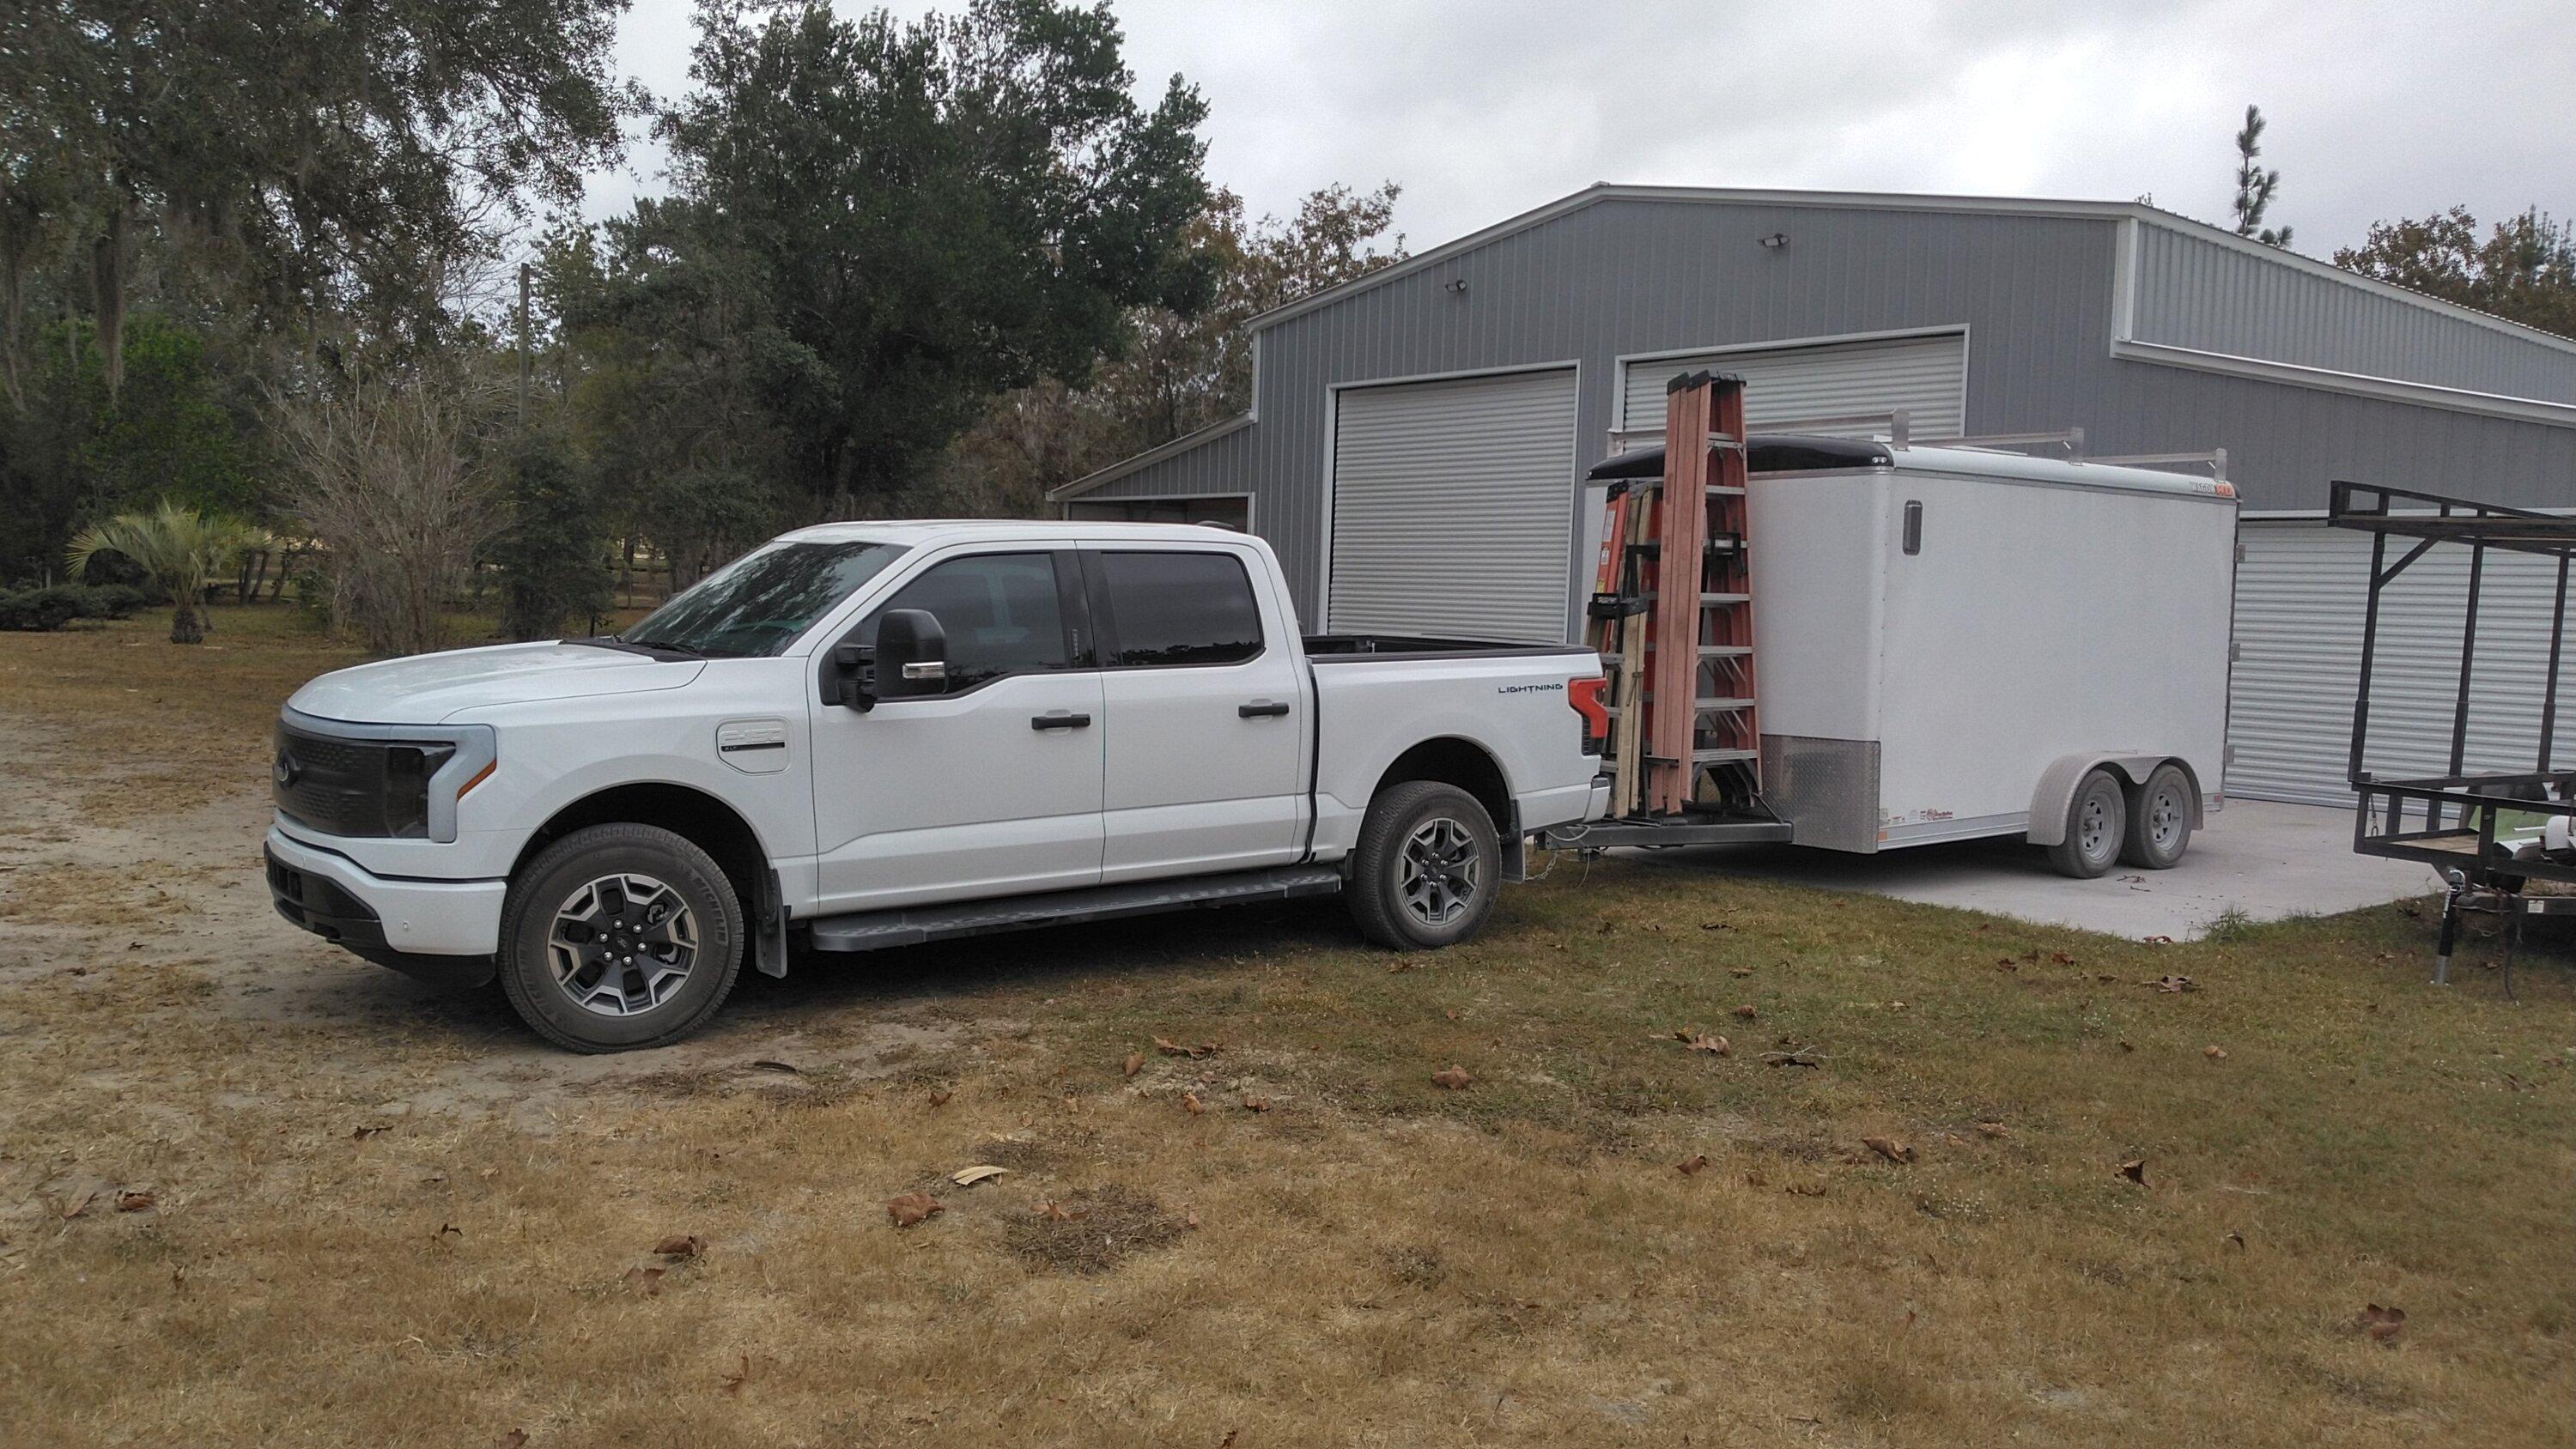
xmin=1239 ymin=700 xmax=1291 ymax=718
xmin=1030 ymin=711 xmax=1092 ymax=731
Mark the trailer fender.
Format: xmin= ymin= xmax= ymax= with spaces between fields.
xmin=2026 ymin=754 xmax=2194 ymax=845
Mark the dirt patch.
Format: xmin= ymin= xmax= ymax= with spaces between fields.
xmin=1001 ymin=1184 xmax=1187 ymax=1275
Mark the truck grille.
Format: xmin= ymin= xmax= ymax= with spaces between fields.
xmin=273 ymin=722 xmax=450 ymax=838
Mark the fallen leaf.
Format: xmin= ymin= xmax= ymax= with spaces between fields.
xmin=2225 ymin=1230 xmax=2246 ymax=1250
xmin=2118 ymin=1040 xmax=2136 ymax=1053
xmin=2358 ymin=1304 xmax=2406 ymax=1343
xmin=350 ymin=1125 xmax=390 ymax=1140
xmin=1995 ymin=955 xmax=2020 ymax=970
xmin=1743 ymin=1167 xmax=1769 ymax=1187
xmin=58 ymin=1188 xmax=97 ymax=1220
xmin=623 ymin=1266 xmax=665 ymax=1294
xmin=722 ymin=1352 xmax=753 ymax=1394
xmin=1241 ymin=1096 xmax=1271 ymax=1113
xmin=927 ymin=1089 xmax=953 ymax=1108
xmin=1219 ymin=1430 xmax=1238 ymax=1448
xmin=1974 ymin=1121 xmax=2008 ymax=1139
xmin=1676 ymin=1154 xmax=1710 ymax=1175
xmin=2142 ymin=935 xmax=2178 ymax=946
xmin=2146 ymin=974 xmax=2199 ymax=992
xmin=1155 ymin=1036 xmax=1217 ymax=1059
xmin=1122 ymin=1052 xmax=1145 ymax=1077
xmin=2117 ymin=1158 xmax=2147 ymax=1185
xmin=1032 ymin=1199 xmax=1088 ymax=1222
xmin=1679 ymin=1032 xmax=1730 ymax=1056
xmin=885 ymin=1192 xmax=943 ymax=1228
xmin=1785 ymin=1179 xmax=1828 ymax=1197
xmin=1443 ymin=1008 xmax=1460 ymax=1021
xmin=1185 ymin=1209 xmax=1202 ymax=1230
xmin=749 ymin=1059 xmax=799 ymax=1074
xmin=2203 ymin=1045 xmax=2228 ymax=1062
xmin=653 ymin=1234 xmax=705 ymax=1258
xmin=1862 ymin=1137 xmax=1915 ymax=1165
xmin=1431 ymin=1065 xmax=1473 ymax=1090
xmin=114 ymin=1190 xmax=155 ymax=1213
xmin=1761 ymin=1048 xmax=1820 ymax=1068
xmin=2050 ymin=951 xmax=2076 ymax=965
xmin=951 ymin=1165 xmax=1009 ymax=1188
xmin=497 ymin=1433 xmax=529 ymax=1449
xmin=1182 ymin=1091 xmax=1207 ymax=1115
xmin=1733 ymin=1003 xmax=1759 ymax=1021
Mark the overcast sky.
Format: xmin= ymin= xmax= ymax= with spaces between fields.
xmin=584 ymin=0 xmax=2574 ymax=263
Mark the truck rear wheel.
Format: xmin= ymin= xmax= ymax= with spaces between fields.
xmin=1347 ymin=781 xmax=1502 ymax=950
xmin=2044 ymin=768 xmax=2127 ymax=879
xmin=496 ymin=823 xmax=744 ymax=1052
xmin=2120 ymin=762 xmax=2195 ymax=870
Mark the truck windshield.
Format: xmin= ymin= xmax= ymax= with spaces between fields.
xmin=619 ymin=540 xmax=910 ymax=658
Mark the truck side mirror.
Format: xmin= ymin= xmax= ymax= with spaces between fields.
xmin=871 ymin=609 xmax=948 ymax=702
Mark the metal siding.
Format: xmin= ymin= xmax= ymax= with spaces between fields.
xmin=2133 ymin=225 xmax=2576 ymax=403
xmin=1619 ymin=333 xmax=1966 ymax=437
xmin=1326 ymin=369 xmax=1577 ymax=642
xmin=1080 ymin=195 xmax=2574 ymax=630
xmin=2227 ymin=520 xmax=2576 ymax=804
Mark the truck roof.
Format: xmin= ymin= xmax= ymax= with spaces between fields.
xmin=774 ymin=518 xmax=1252 ymax=547
xmin=1591 ymin=436 xmax=2236 ymax=500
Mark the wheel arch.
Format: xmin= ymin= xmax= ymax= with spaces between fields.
xmin=1370 ymin=737 xmax=1522 ymax=879
xmin=2026 ymin=753 xmax=2202 ymax=846
xmin=510 ymin=781 xmax=788 ymax=976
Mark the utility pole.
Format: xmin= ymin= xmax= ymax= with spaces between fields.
xmin=516 ymin=262 xmax=532 ymax=426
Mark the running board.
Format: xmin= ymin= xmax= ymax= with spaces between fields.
xmin=805 ymin=865 xmax=1346 ymax=953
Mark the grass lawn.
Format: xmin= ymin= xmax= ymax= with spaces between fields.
xmin=2 ymin=609 xmax=2570 ymax=1446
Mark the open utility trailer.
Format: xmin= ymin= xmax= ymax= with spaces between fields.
xmin=1540 ymin=372 xmax=2238 ymax=879
xmin=2332 ymin=481 xmax=2576 ymax=990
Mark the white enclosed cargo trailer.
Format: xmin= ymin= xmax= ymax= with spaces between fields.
xmin=1553 ymin=435 xmax=2239 ymax=877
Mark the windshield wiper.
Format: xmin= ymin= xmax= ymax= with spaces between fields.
xmin=568 ymin=635 xmax=707 ymax=660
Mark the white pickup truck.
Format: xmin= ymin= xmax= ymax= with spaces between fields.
xmin=265 ymin=522 xmax=1610 ymax=1051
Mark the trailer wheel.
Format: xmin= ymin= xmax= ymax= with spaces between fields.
xmin=1348 ymin=781 xmax=1502 ymax=950
xmin=496 ymin=823 xmax=744 ymax=1053
xmin=2119 ymin=763 xmax=2195 ymax=870
xmin=2044 ymin=769 xmax=2127 ymax=879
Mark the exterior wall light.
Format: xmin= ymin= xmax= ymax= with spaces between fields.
xmin=1759 ymin=233 xmax=1789 ymax=249
xmin=1444 ymin=277 xmax=1468 ymax=294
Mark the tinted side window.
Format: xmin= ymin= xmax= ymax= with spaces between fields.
xmin=1097 ymin=551 xmax=1263 ymax=667
xmin=863 ymin=553 xmax=1069 ymax=689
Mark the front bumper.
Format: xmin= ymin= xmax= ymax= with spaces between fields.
xmin=264 ymin=828 xmax=507 ymax=956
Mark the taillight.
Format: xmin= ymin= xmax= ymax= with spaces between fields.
xmin=1568 ymin=676 xmax=1610 ymax=755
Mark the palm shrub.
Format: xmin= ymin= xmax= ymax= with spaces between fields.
xmin=64 ymin=500 xmax=258 ymax=643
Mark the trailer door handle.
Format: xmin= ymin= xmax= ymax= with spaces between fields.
xmin=1239 ymin=700 xmax=1291 ymax=718
xmin=1030 ymin=711 xmax=1092 ymax=731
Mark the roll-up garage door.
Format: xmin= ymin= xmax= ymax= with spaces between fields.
xmin=1328 ymin=368 xmax=1579 ymax=642
xmin=2227 ymin=519 xmax=2575 ymax=805
xmin=1619 ymin=332 xmax=1967 ymax=438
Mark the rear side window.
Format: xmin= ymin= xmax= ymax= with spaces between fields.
xmin=1096 ymin=551 xmax=1264 ymax=668
xmin=862 ymin=552 xmax=1069 ymax=689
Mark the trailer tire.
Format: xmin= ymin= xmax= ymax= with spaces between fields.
xmin=496 ymin=823 xmax=744 ymax=1053
xmin=2119 ymin=762 xmax=2196 ymax=870
xmin=2044 ymin=769 xmax=2127 ymax=879
xmin=1348 ymin=781 xmax=1502 ymax=950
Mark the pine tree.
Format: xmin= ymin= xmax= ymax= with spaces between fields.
xmin=2232 ymin=105 xmax=2293 ymax=248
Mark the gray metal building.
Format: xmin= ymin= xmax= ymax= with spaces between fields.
xmin=1054 ymin=186 xmax=2576 ymax=805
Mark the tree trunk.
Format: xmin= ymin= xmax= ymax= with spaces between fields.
xmin=169 ymin=603 xmax=203 ymax=644
xmin=92 ymin=201 xmax=129 ymax=398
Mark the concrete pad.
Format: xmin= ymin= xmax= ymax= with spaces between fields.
xmin=1619 ymin=799 xmax=2441 ymax=941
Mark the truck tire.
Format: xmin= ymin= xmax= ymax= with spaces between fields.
xmin=495 ymin=823 xmax=745 ymax=1052
xmin=1347 ymin=781 xmax=1502 ymax=950
xmin=2044 ymin=768 xmax=2127 ymax=879
xmin=2120 ymin=762 xmax=2196 ymax=870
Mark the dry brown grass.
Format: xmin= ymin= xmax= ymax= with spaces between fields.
xmin=1 ymin=610 xmax=2571 ymax=1446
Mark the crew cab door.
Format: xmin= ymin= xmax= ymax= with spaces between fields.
xmin=807 ymin=549 xmax=1104 ymax=914
xmin=1085 ymin=544 xmax=1308 ymax=882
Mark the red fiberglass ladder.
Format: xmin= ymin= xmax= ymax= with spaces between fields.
xmin=1586 ymin=371 xmax=1759 ymax=818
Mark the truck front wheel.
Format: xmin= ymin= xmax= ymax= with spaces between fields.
xmin=1348 ymin=781 xmax=1502 ymax=950
xmin=496 ymin=823 xmax=745 ymax=1052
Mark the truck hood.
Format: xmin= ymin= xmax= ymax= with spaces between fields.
xmin=288 ymin=642 xmax=706 ymax=725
